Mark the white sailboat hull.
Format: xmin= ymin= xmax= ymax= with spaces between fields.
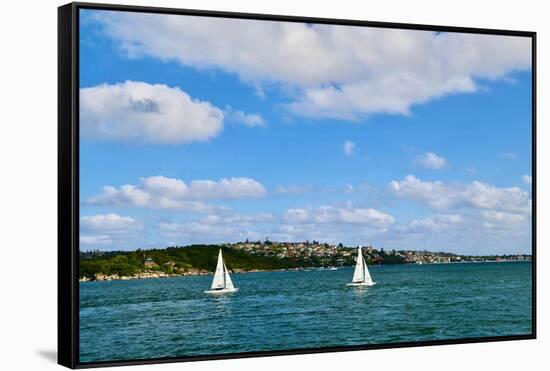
xmin=346 ymin=281 xmax=376 ymax=287
xmin=204 ymin=287 xmax=239 ymax=294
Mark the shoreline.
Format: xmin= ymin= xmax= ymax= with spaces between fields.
xmin=79 ymin=260 xmax=531 ymax=282
xmin=79 ymin=266 xmax=314 ymax=282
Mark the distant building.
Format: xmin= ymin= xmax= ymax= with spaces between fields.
xmin=144 ymin=257 xmax=157 ymax=268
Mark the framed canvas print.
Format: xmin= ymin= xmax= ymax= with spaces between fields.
xmin=58 ymin=2 xmax=536 ymax=368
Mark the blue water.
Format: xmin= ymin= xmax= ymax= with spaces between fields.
xmin=80 ymin=262 xmax=532 ymax=363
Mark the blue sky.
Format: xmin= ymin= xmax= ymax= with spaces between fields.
xmin=79 ymin=9 xmax=533 ymax=255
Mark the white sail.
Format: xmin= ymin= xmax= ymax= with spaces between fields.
xmin=362 ymin=255 xmax=373 ymax=284
xmin=348 ymin=246 xmax=375 ymax=286
xmin=223 ymin=263 xmax=235 ymax=290
xmin=352 ymin=246 xmax=365 ymax=282
xmin=206 ymin=249 xmax=239 ymax=293
xmin=211 ymin=249 xmax=225 ymax=289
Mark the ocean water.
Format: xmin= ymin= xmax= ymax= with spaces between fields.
xmin=80 ymin=262 xmax=532 ymax=363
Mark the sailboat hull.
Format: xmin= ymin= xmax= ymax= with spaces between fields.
xmin=346 ymin=281 xmax=376 ymax=287
xmin=204 ymin=287 xmax=239 ymax=294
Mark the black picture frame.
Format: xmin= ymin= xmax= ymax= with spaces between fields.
xmin=58 ymin=2 xmax=537 ymax=368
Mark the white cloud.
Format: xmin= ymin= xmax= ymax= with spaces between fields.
xmin=81 ymin=81 xmax=225 ymax=144
xmin=80 ymin=82 xmax=263 ymax=144
xmin=224 ymin=106 xmax=265 ymax=127
xmin=80 ymin=213 xmax=141 ymax=247
xmin=80 ymin=234 xmax=113 ymax=246
xmin=159 ymin=212 xmax=273 ymax=242
xmin=90 ymin=11 xmax=531 ymax=120
xmin=381 ymin=213 xmax=466 ymax=242
xmin=283 ymin=204 xmax=394 ymax=227
xmin=275 ymin=185 xmax=313 ymax=195
xmin=390 ymin=175 xmax=531 ymax=215
xmin=402 ymin=214 xmax=463 ymax=233
xmin=481 ymin=210 xmax=527 ymax=229
xmin=87 ymin=176 xmax=267 ymax=210
xmin=376 ymin=208 xmax=531 ymax=254
xmin=414 ymin=152 xmax=447 ymax=169
xmin=273 ymin=204 xmax=395 ymax=245
xmin=522 ymin=175 xmax=532 ymax=185
xmin=343 ymin=140 xmax=356 ymax=156
xmin=159 ymin=221 xmax=235 ymax=241
xmin=81 ymin=213 xmax=139 ymax=232
xmin=203 ymin=213 xmax=273 ymax=225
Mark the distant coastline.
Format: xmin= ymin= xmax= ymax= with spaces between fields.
xmin=79 ymin=260 xmax=532 ymax=282
xmin=80 ymin=266 xmax=313 ymax=282
xmin=79 ymin=241 xmax=531 ymax=282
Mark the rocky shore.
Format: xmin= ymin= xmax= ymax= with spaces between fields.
xmin=79 ymin=269 xmax=210 ymax=282
xmin=79 ymin=267 xmax=308 ymax=282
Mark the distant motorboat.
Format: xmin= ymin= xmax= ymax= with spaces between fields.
xmin=205 ymin=249 xmax=239 ymax=294
xmin=347 ymin=246 xmax=376 ymax=287
xmin=328 ymin=266 xmax=338 ymax=271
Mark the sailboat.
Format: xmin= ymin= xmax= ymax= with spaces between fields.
xmin=205 ymin=249 xmax=239 ymax=294
xmin=347 ymin=246 xmax=376 ymax=286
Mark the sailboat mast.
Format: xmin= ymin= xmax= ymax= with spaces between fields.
xmin=221 ymin=251 xmax=226 ymax=288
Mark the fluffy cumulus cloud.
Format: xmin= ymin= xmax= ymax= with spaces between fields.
xmin=390 ymin=175 xmax=531 ymax=214
xmin=156 ymin=203 xmax=393 ymax=245
xmin=388 ymin=175 xmax=532 ymax=240
xmin=159 ymin=213 xmax=273 ymax=243
xmin=80 ymin=235 xmax=113 ymax=246
xmin=376 ymin=208 xmax=530 ymax=254
xmin=274 ymin=206 xmax=394 ymax=245
xmin=80 ymin=81 xmax=263 ymax=144
xmin=404 ymin=214 xmax=464 ymax=233
xmin=275 ymin=184 xmax=314 ymax=195
xmin=80 ymin=213 xmax=140 ymax=247
xmin=224 ymin=106 xmax=265 ymax=127
xmin=81 ymin=81 xmax=224 ymax=144
xmin=522 ymin=175 xmax=532 ymax=185
xmin=414 ymin=152 xmax=447 ymax=169
xmin=283 ymin=204 xmax=394 ymax=228
xmin=87 ymin=176 xmax=267 ymax=210
xmin=81 ymin=213 xmax=139 ymax=231
xmin=377 ymin=213 xmax=465 ymax=244
xmin=481 ymin=210 xmax=527 ymax=230
xmin=343 ymin=140 xmax=356 ymax=156
xmin=89 ymin=10 xmax=531 ymax=120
